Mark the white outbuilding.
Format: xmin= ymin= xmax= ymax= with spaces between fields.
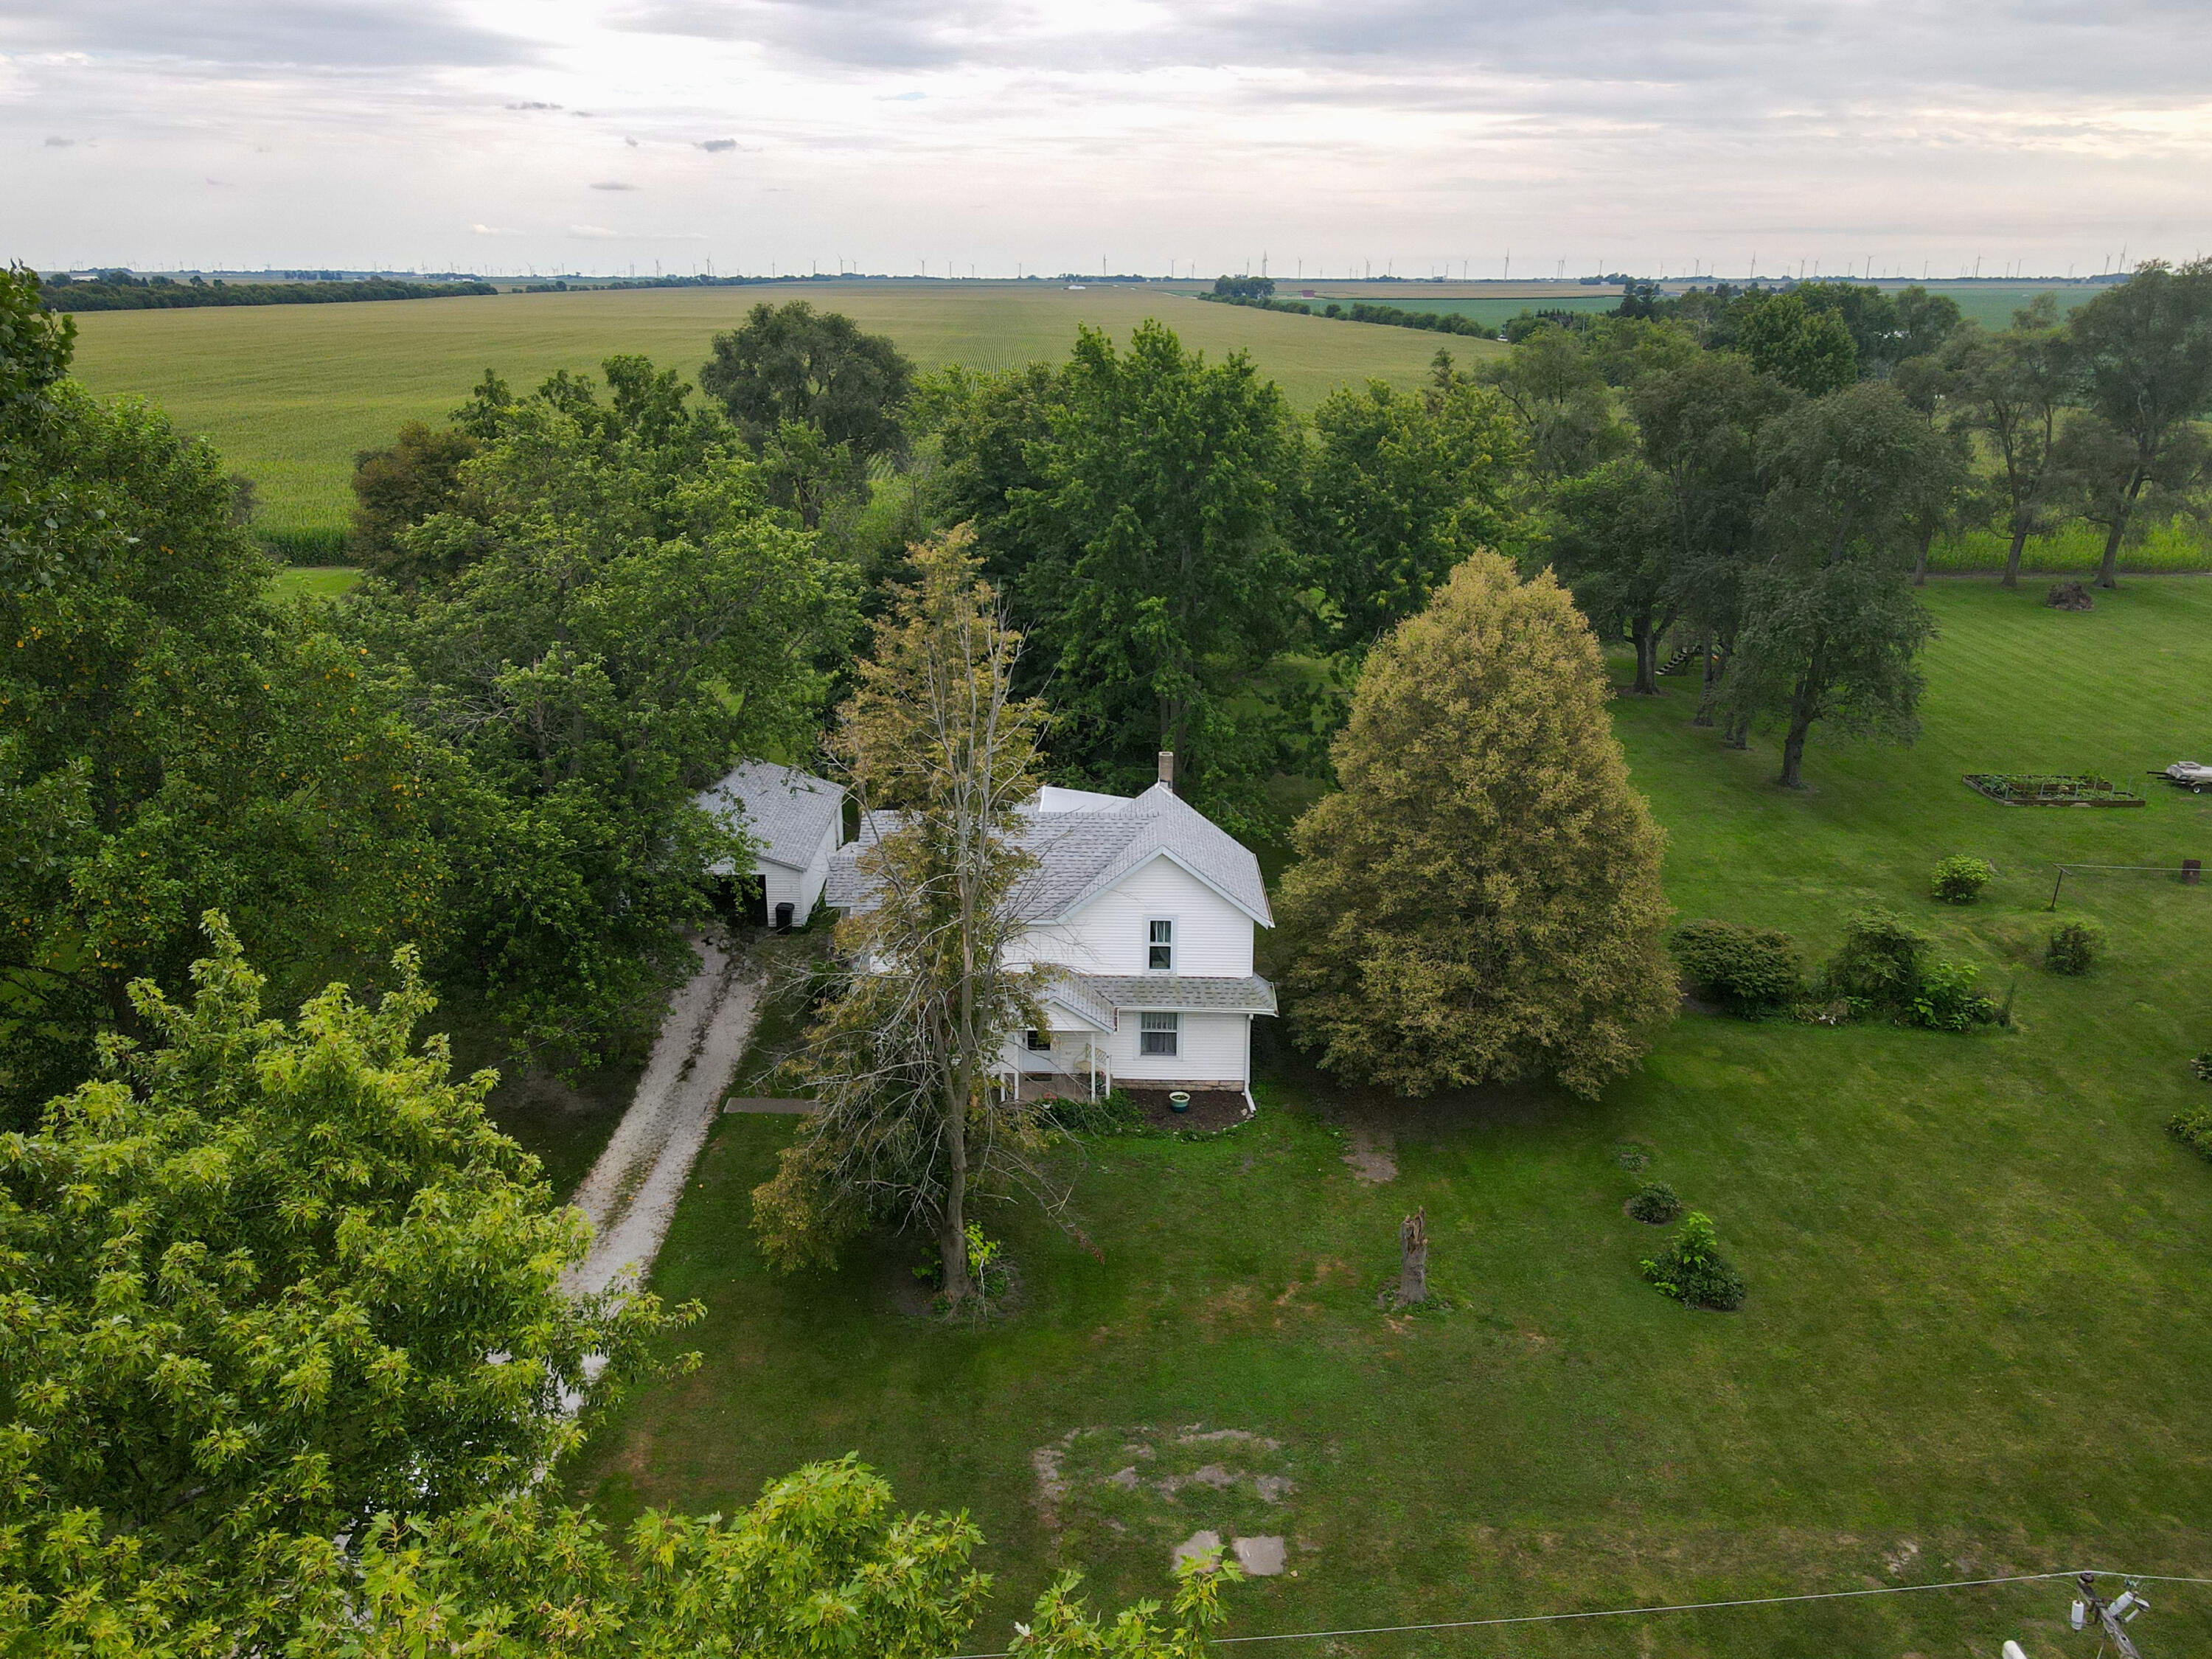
xmin=697 ymin=762 xmax=845 ymax=928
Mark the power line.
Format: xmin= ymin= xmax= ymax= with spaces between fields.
xmin=939 ymin=1569 xmax=2212 ymax=1658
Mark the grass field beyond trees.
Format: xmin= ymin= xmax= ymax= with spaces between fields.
xmin=67 ymin=283 xmax=1480 ymax=539
xmin=568 ymin=579 xmax=2212 ymax=1657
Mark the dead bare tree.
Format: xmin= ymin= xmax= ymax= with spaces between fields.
xmin=1399 ymin=1208 xmax=1428 ymax=1307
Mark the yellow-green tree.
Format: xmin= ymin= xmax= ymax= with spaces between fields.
xmin=1279 ymin=553 xmax=1674 ymax=1098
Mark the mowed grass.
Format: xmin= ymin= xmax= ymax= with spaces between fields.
xmin=268 ymin=564 xmax=363 ymax=601
xmin=68 ymin=284 xmax=1484 ymax=538
xmin=566 ymin=579 xmax=2212 ymax=1657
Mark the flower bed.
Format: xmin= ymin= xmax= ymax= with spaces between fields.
xmin=1962 ymin=773 xmax=2144 ymax=807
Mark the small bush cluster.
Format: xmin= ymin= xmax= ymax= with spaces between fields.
xmin=914 ymin=1221 xmax=1015 ymax=1304
xmin=2194 ymin=1051 xmax=2212 ymax=1084
xmin=1640 ymin=1211 xmax=1746 ymax=1310
xmin=1930 ymin=855 xmax=1994 ymax=903
xmin=1669 ymin=920 xmax=1804 ymax=1015
xmin=1040 ymin=1088 xmax=1145 ymax=1135
xmin=2170 ymin=1105 xmax=2212 ymax=1163
xmin=1627 ymin=1180 xmax=1682 ymax=1224
xmin=2047 ymin=920 xmax=2101 ymax=975
xmin=1820 ymin=908 xmax=1999 ymax=1031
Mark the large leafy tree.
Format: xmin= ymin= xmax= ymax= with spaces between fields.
xmin=1622 ymin=350 xmax=1788 ymax=717
xmin=754 ymin=532 xmax=1051 ymax=1303
xmin=0 ymin=921 xmax=692 ymax=1652
xmin=1733 ymin=290 xmax=1857 ymax=396
xmin=1012 ymin=321 xmax=1303 ymax=816
xmin=348 ymin=358 xmax=841 ymax=1064
xmin=2063 ymin=259 xmax=2212 ymax=588
xmin=699 ymin=299 xmax=914 ymax=462
xmin=1279 ymin=552 xmax=1675 ymax=1099
xmin=347 ymin=419 xmax=481 ymax=580
xmin=1943 ymin=299 xmax=2073 ymax=588
xmin=301 ymin=1460 xmax=991 ymax=1659
xmin=1724 ymin=383 xmax=1944 ymax=787
xmin=914 ymin=361 xmax=1066 ymax=594
xmin=1478 ymin=328 xmax=1630 ymax=483
xmin=1547 ymin=456 xmax=1677 ymax=695
xmin=1 ymin=265 xmax=445 ymax=1124
xmin=1301 ymin=358 xmax=1521 ymax=648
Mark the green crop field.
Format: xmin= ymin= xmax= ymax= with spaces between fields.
xmin=66 ymin=284 xmax=1486 ymax=540
xmin=563 ymin=579 xmax=2212 ymax=1657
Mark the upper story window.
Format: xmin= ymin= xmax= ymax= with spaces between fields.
xmin=1147 ymin=917 xmax=1175 ymax=972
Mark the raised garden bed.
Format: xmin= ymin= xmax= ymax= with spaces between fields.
xmin=1964 ymin=773 xmax=2144 ymax=807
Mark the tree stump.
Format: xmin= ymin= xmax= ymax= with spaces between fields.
xmin=2045 ymin=581 xmax=2093 ymax=612
xmin=1398 ymin=1208 xmax=1428 ymax=1306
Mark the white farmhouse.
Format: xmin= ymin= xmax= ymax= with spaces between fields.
xmin=697 ymin=762 xmax=845 ymax=928
xmin=825 ymin=758 xmax=1276 ymax=1106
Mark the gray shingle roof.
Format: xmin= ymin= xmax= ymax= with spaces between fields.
xmin=697 ymin=762 xmax=844 ymax=874
xmin=824 ymin=784 xmax=1272 ymax=927
xmin=1040 ymin=975 xmax=1119 ymax=1031
xmin=1076 ymin=973 xmax=1278 ymax=1015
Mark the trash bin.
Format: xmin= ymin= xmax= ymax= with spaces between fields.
xmin=774 ymin=901 xmax=795 ymax=932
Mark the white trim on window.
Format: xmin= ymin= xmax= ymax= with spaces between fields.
xmin=1026 ymin=1028 xmax=1053 ymax=1052
xmin=1145 ymin=916 xmax=1175 ymax=973
xmin=1138 ymin=1010 xmax=1179 ymax=1056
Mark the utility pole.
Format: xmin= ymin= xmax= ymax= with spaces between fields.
xmin=2075 ymin=1573 xmax=2150 ymax=1658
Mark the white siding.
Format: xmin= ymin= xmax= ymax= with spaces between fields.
xmin=998 ymin=1013 xmax=1251 ymax=1088
xmin=1009 ymin=855 xmax=1253 ymax=977
xmin=762 ymin=821 xmax=838 ymax=925
xmin=1107 ymin=1012 xmax=1251 ymax=1085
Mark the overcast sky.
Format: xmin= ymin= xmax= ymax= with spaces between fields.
xmin=6 ymin=0 xmax=2209 ymax=278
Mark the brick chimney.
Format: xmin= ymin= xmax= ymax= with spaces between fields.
xmin=1157 ymin=750 xmax=1176 ymax=792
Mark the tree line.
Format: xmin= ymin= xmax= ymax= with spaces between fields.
xmin=40 ymin=271 xmax=498 ymax=310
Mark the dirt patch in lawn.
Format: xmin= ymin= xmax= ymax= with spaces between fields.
xmin=1340 ymin=1123 xmax=1397 ymax=1183
xmin=1031 ymin=1424 xmax=1307 ymax=1574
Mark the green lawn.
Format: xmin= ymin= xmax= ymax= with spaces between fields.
xmin=567 ymin=580 xmax=2212 ymax=1655
xmin=269 ymin=564 xmax=362 ymax=601
xmin=67 ymin=284 xmax=1484 ymax=540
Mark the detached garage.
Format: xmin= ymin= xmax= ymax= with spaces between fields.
xmin=697 ymin=762 xmax=844 ymax=928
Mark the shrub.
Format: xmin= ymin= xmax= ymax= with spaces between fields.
xmin=1640 ymin=1211 xmax=1745 ymax=1310
xmin=2192 ymin=1051 xmax=2212 ymax=1083
xmin=914 ymin=1222 xmax=1012 ymax=1301
xmin=1669 ymin=920 xmax=1804 ymax=1015
xmin=1821 ymin=908 xmax=1930 ymax=1005
xmin=1042 ymin=1088 xmax=1144 ymax=1135
xmin=2170 ymin=1104 xmax=2212 ymax=1162
xmin=1930 ymin=855 xmax=1994 ymax=903
xmin=1908 ymin=958 xmax=1998 ymax=1031
xmin=2047 ymin=920 xmax=2101 ymax=975
xmin=1627 ymin=1180 xmax=1682 ymax=1223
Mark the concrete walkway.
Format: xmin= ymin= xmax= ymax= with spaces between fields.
xmin=563 ymin=935 xmax=760 ymax=1301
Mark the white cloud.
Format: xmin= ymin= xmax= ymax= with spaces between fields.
xmin=2 ymin=0 xmax=2207 ymax=275
xmin=568 ymin=223 xmax=621 ymax=237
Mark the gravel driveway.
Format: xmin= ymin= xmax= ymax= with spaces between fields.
xmin=563 ymin=934 xmax=760 ymax=1301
